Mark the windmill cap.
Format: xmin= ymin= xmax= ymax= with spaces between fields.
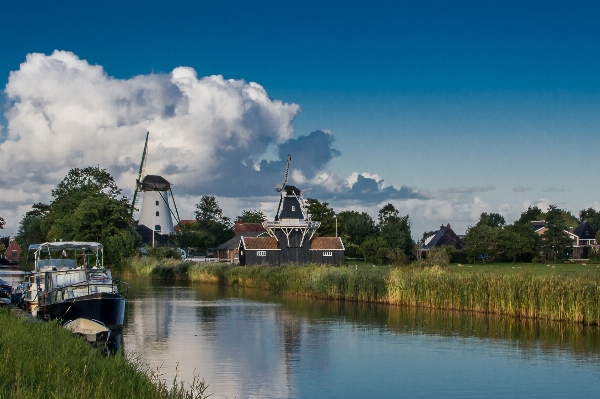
xmin=284 ymin=185 xmax=302 ymax=196
xmin=141 ymin=175 xmax=171 ymax=191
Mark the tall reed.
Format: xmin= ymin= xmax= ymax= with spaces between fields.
xmin=188 ymin=264 xmax=600 ymax=324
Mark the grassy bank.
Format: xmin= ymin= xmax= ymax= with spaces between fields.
xmin=0 ymin=309 xmax=209 ymax=399
xmin=123 ymin=257 xmax=600 ymax=324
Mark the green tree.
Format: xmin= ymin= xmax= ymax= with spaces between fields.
xmin=477 ymin=212 xmax=506 ymax=228
xmin=515 ymin=206 xmax=544 ymax=225
xmin=235 ymin=210 xmax=267 ymax=223
xmin=377 ymin=203 xmax=414 ymax=257
xmin=542 ymin=205 xmax=574 ymax=262
xmin=360 ymin=236 xmax=390 ymax=265
xmin=579 ymin=208 xmax=600 ymax=232
xmin=306 ymin=198 xmax=336 ymax=236
xmin=44 ymin=167 xmax=131 ymax=241
xmin=498 ymin=224 xmax=539 ymax=262
xmin=463 ymin=224 xmax=499 ymax=263
xmin=69 ymin=195 xmax=131 ymax=242
xmin=195 ymin=196 xmax=230 ymax=225
xmin=337 ymin=210 xmax=377 ymax=257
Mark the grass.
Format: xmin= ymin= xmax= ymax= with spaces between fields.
xmin=120 ymin=256 xmax=600 ymax=324
xmin=0 ymin=309 xmax=210 ymax=399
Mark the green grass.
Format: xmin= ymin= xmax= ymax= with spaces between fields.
xmin=0 ymin=309 xmax=210 ymax=399
xmin=448 ymin=261 xmax=600 ymax=276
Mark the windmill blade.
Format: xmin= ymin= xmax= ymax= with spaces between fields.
xmin=130 ymin=132 xmax=149 ymax=216
xmin=276 ymin=155 xmax=292 ymax=192
xmin=274 ymin=194 xmax=283 ymax=221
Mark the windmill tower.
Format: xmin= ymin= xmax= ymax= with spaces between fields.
xmin=262 ymin=156 xmax=320 ymax=263
xmin=131 ymin=133 xmax=181 ymax=243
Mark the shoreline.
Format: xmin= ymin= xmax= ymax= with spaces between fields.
xmin=121 ymin=258 xmax=600 ymax=325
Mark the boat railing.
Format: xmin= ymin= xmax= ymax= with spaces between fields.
xmin=38 ymin=279 xmax=130 ymax=307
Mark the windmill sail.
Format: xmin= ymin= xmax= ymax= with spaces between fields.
xmin=130 ymin=132 xmax=149 ymax=216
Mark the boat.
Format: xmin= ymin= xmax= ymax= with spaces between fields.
xmin=64 ymin=318 xmax=110 ymax=343
xmin=23 ymin=242 xmax=129 ymax=329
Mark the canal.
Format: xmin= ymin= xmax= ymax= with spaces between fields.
xmin=122 ymin=278 xmax=600 ymax=399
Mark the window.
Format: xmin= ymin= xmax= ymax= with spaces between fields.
xmin=12 ymin=250 xmax=17 ymax=258
xmin=257 ymin=251 xmax=266 ymax=257
xmin=156 ymin=201 xmax=159 ymax=206
xmin=323 ymin=251 xmax=333 ymax=257
xmin=155 ymin=225 xmax=161 ymax=233
xmin=291 ymin=206 xmax=295 ymax=211
xmin=156 ymin=211 xmax=160 ymax=216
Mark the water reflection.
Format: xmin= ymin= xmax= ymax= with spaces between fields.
xmin=122 ymin=279 xmax=600 ymax=399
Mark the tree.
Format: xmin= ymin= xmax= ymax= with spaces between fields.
xmin=579 ymin=208 xmax=600 ymax=232
xmin=542 ymin=205 xmax=573 ymax=262
xmin=68 ymin=195 xmax=131 ymax=242
xmin=0 ymin=216 xmax=4 ymax=230
xmin=306 ymin=198 xmax=336 ymax=236
xmin=337 ymin=210 xmax=377 ymax=245
xmin=476 ymin=212 xmax=506 ymax=228
xmin=44 ymin=167 xmax=131 ymax=241
xmin=515 ymin=206 xmax=544 ymax=225
xmin=377 ymin=203 xmax=414 ymax=257
xmin=189 ymin=197 xmax=234 ymax=251
xmin=463 ymin=224 xmax=499 ymax=263
xmin=195 ymin=196 xmax=229 ymax=224
xmin=498 ymin=224 xmax=538 ymax=262
xmin=235 ymin=210 xmax=267 ymax=223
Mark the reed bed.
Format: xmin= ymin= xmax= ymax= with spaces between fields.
xmin=0 ymin=310 xmax=209 ymax=399
xmin=187 ymin=263 xmax=600 ymax=324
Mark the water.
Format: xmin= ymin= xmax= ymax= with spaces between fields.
xmin=119 ymin=279 xmax=600 ymax=399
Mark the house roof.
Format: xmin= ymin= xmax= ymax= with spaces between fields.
xmin=422 ymin=224 xmax=464 ymax=250
xmin=574 ymin=222 xmax=597 ymax=240
xmin=174 ymin=219 xmax=196 ymax=233
xmin=233 ymin=222 xmax=266 ymax=234
xmin=310 ymin=237 xmax=344 ymax=250
xmin=241 ymin=236 xmax=279 ymax=250
xmin=215 ymin=232 xmax=264 ymax=251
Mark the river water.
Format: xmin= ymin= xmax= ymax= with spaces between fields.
xmin=121 ymin=279 xmax=600 ymax=399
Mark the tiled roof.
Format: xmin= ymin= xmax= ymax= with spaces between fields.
xmin=310 ymin=237 xmax=344 ymax=250
xmin=242 ymin=237 xmax=279 ymax=250
xmin=233 ymin=223 xmax=266 ymax=234
xmin=174 ymin=220 xmax=196 ymax=232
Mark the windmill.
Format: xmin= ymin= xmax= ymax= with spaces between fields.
xmin=132 ymin=132 xmax=182 ymax=241
xmin=263 ymin=156 xmax=320 ymax=248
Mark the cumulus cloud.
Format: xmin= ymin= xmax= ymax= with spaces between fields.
xmin=0 ymin=50 xmax=538 ymax=238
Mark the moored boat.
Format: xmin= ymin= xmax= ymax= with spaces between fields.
xmin=64 ymin=318 xmax=110 ymax=343
xmin=27 ymin=242 xmax=128 ymax=329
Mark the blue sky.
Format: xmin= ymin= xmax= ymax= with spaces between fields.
xmin=1 ymin=0 xmax=599 ymax=236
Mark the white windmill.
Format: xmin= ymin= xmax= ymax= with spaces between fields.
xmin=131 ymin=132 xmax=181 ymax=241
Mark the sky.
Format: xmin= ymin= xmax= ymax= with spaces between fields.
xmin=1 ymin=0 xmax=599 ymax=238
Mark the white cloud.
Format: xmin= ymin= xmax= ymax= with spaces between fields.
xmin=0 ymin=51 xmax=301 ymax=234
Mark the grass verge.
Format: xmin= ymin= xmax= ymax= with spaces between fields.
xmin=0 ymin=309 xmax=210 ymax=399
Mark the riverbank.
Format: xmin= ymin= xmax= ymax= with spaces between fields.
xmin=0 ymin=309 xmax=209 ymax=399
xmin=122 ymin=257 xmax=600 ymax=324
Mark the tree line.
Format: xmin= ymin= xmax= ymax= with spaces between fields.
xmin=7 ymin=166 xmax=600 ymax=265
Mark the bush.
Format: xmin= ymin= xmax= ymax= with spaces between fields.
xmin=422 ymin=246 xmax=450 ymax=268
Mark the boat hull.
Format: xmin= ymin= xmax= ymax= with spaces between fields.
xmin=40 ymin=292 xmax=126 ymax=329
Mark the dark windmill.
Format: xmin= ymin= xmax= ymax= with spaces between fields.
xmin=239 ymin=156 xmax=344 ymax=266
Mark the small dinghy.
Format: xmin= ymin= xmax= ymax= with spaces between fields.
xmin=64 ymin=318 xmax=110 ymax=343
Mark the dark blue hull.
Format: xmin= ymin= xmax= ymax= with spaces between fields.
xmin=39 ymin=292 xmax=126 ymax=329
